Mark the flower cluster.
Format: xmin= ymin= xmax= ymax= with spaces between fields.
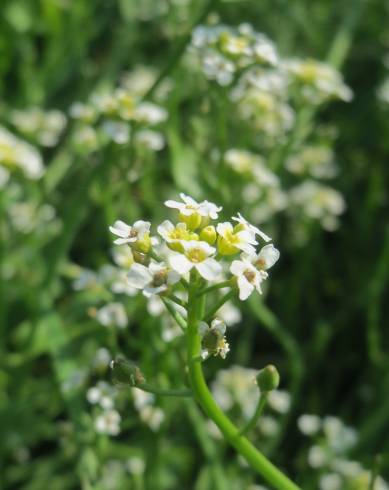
xmin=87 ymin=381 xmax=121 ymax=436
xmin=190 ymin=23 xmax=278 ymax=86
xmin=0 ymin=125 xmax=44 ymax=181
xmin=69 ymin=73 xmax=167 ymax=152
xmin=10 ymin=107 xmax=67 ymax=147
xmin=298 ymin=414 xmax=389 ymax=490
xmin=108 ymin=193 xmax=280 ymax=359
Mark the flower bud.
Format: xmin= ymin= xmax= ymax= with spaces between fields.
xmin=200 ymin=225 xmax=217 ymax=245
xmin=132 ymin=250 xmax=150 ymax=265
xmin=133 ymin=234 xmax=151 ymax=253
xmin=256 ymin=365 xmax=280 ymax=392
xmin=179 ymin=212 xmax=202 ymax=230
xmin=110 ymin=358 xmax=145 ymax=386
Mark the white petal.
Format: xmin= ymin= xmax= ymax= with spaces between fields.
xmin=196 ymin=259 xmax=222 ymax=281
xmin=230 ymin=260 xmax=247 ymax=276
xmin=216 ymin=222 xmax=233 ymax=236
xmin=180 ymin=193 xmax=198 ymax=206
xmin=143 ymin=285 xmax=166 ymax=298
xmin=169 ymin=253 xmax=193 ymax=275
xmin=109 ymin=220 xmax=131 ymax=238
xmin=254 ymin=226 xmax=271 ymax=243
xmin=237 ymin=229 xmax=257 ymax=245
xmin=211 ymin=318 xmax=226 ymax=335
xmin=157 ymin=220 xmax=174 ymax=240
xmin=164 ymin=200 xmax=182 ymax=210
xmin=237 ymin=275 xmax=254 ymax=300
xmin=113 ymin=237 xmax=133 ymax=245
xmin=199 ymin=321 xmax=209 ymax=337
xmin=258 ymin=244 xmax=280 ymax=269
xmin=127 ymin=263 xmax=152 ymax=289
xmin=167 ymin=270 xmax=181 ymax=285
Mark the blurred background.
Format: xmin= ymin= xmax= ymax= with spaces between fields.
xmin=1 ymin=0 xmax=389 ymax=489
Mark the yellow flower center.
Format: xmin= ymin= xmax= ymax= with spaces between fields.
xmin=187 ymin=248 xmax=207 ymax=263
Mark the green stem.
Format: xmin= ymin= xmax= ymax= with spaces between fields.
xmin=136 ymin=384 xmax=192 ymax=398
xmin=161 ymin=298 xmax=186 ymax=331
xmin=166 ymin=294 xmax=186 ymax=308
xmin=186 ymin=274 xmax=300 ymax=490
xmin=204 ymin=289 xmax=235 ymax=322
xmin=239 ymin=393 xmax=269 ymax=436
xmin=197 ymin=280 xmax=233 ymax=296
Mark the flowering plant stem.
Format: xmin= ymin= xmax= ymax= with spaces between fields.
xmin=186 ymin=271 xmax=300 ymax=490
xmin=239 ymin=392 xmax=268 ymax=436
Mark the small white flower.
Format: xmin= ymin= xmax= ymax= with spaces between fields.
xmin=126 ymin=456 xmax=145 ymax=475
xmin=87 ymin=381 xmax=116 ymax=410
xmin=169 ymin=241 xmax=222 ymax=281
xmin=199 ymin=318 xmax=230 ymax=359
xmin=127 ymin=261 xmax=180 ymax=297
xmin=140 ymin=406 xmax=165 ymax=431
xmin=307 ymin=445 xmax=328 ymax=468
xmin=297 ymin=414 xmax=321 ymax=435
xmin=232 ymin=212 xmax=271 ymax=242
xmin=157 ymin=220 xmax=195 ymax=244
xmin=230 ymin=257 xmax=267 ymax=300
xmin=101 ymin=120 xmax=130 ymax=144
xmin=96 ymin=303 xmax=128 ymax=329
xmin=109 ymin=220 xmax=151 ymax=245
xmin=133 ymin=102 xmax=168 ymax=125
xmin=245 ymin=244 xmax=280 ymax=271
xmin=267 ymin=390 xmax=291 ymax=414
xmin=319 ymin=473 xmax=342 ymax=490
xmin=217 ymin=221 xmax=257 ymax=254
xmin=165 ymin=193 xmax=222 ymax=220
xmin=95 ymin=409 xmax=121 ymax=436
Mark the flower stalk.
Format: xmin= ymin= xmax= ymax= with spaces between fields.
xmin=186 ymin=271 xmax=300 ymax=490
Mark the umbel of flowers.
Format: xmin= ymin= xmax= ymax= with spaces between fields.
xmin=109 ymin=193 xmax=279 ymax=359
xmin=108 ymin=194 xmax=300 ymax=490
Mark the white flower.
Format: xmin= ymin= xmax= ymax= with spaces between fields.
xmin=199 ymin=318 xmax=230 ymax=359
xmin=297 ymin=414 xmax=321 ymax=435
xmin=259 ymin=416 xmax=279 ymax=436
xmin=96 ymin=303 xmax=128 ymax=329
xmin=165 ymin=193 xmax=222 ymax=220
xmin=133 ymin=102 xmax=168 ymax=125
xmin=217 ymin=221 xmax=257 ymax=254
xmin=109 ymin=220 xmax=151 ymax=245
xmin=267 ymin=390 xmax=291 ymax=414
xmin=157 ymin=220 xmax=195 ymax=244
xmin=230 ymin=257 xmax=267 ymax=300
xmin=101 ymin=120 xmax=130 ymax=144
xmin=87 ymin=381 xmax=116 ymax=410
xmin=232 ymin=213 xmax=271 ymax=242
xmin=139 ymin=406 xmax=165 ymax=431
xmin=169 ymin=241 xmax=222 ymax=281
xmin=127 ymin=261 xmax=180 ymax=297
xmin=95 ymin=409 xmax=121 ymax=436
xmin=319 ymin=473 xmax=342 ymax=490
xmin=135 ymin=129 xmax=165 ymax=150
xmin=307 ymin=445 xmax=328 ymax=468
xmin=126 ymin=456 xmax=146 ymax=475
xmin=245 ymin=244 xmax=280 ymax=271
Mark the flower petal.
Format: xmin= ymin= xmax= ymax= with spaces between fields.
xmin=258 ymin=244 xmax=280 ymax=270
xmin=196 ymin=258 xmax=222 ymax=281
xmin=237 ymin=275 xmax=254 ymax=300
xmin=127 ymin=263 xmax=152 ymax=289
xmin=109 ymin=220 xmax=131 ymax=238
xmin=169 ymin=253 xmax=193 ymax=275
